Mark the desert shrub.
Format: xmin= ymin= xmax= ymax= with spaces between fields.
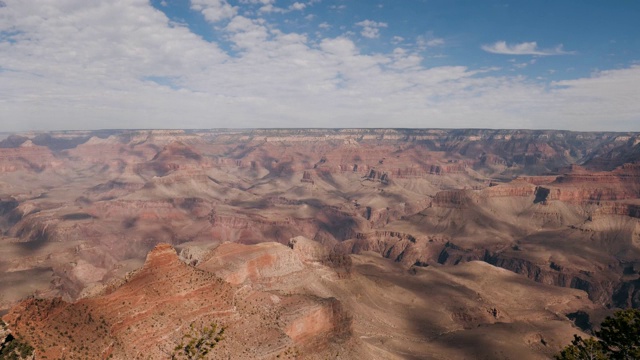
xmin=0 ymin=335 xmax=34 ymax=360
xmin=171 ymin=322 xmax=225 ymax=360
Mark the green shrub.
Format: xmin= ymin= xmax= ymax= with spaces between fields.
xmin=556 ymin=308 xmax=640 ymax=360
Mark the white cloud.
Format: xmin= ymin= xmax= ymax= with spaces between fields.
xmin=389 ymin=48 xmax=422 ymax=70
xmin=416 ymin=34 xmax=445 ymax=50
xmin=482 ymin=41 xmax=574 ymax=56
xmin=239 ymin=0 xmax=273 ymax=4
xmin=426 ymin=38 xmax=445 ymax=47
xmin=546 ymin=66 xmax=640 ymax=127
xmin=512 ymin=59 xmax=536 ymax=69
xmin=355 ymin=20 xmax=387 ymax=39
xmin=0 ymin=1 xmax=637 ymax=132
xmin=238 ymin=0 xmax=284 ymax=13
xmin=391 ymin=36 xmax=404 ymax=44
xmin=319 ymin=37 xmax=356 ymax=56
xmin=258 ymin=4 xmax=282 ymax=13
xmin=225 ymin=16 xmax=270 ymax=51
xmin=290 ymin=2 xmax=306 ymax=11
xmin=191 ymin=0 xmax=237 ymax=23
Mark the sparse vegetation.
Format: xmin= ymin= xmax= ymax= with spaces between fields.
xmin=0 ymin=334 xmax=34 ymax=360
xmin=170 ymin=322 xmax=225 ymax=360
xmin=556 ymin=308 xmax=640 ymax=360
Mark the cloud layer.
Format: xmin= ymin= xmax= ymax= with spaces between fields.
xmin=482 ymin=41 xmax=574 ymax=56
xmin=0 ymin=1 xmax=638 ymax=132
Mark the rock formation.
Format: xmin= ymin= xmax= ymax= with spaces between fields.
xmin=0 ymin=128 xmax=639 ymax=358
xmin=2 ymin=244 xmax=353 ymax=359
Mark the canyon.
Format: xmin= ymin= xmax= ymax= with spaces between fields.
xmin=1 ymin=128 xmax=639 ymax=359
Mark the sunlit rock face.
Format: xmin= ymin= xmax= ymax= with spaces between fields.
xmin=1 ymin=128 xmax=639 ymax=359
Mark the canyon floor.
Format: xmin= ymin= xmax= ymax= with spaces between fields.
xmin=1 ymin=128 xmax=639 ymax=359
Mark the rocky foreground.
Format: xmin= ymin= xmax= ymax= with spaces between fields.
xmin=0 ymin=128 xmax=639 ymax=359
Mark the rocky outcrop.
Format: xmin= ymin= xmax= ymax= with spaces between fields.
xmin=208 ymin=208 xmax=360 ymax=245
xmin=85 ymin=180 xmax=145 ymax=200
xmin=516 ymin=176 xmax=559 ymax=185
xmin=434 ymin=243 xmax=617 ymax=305
xmin=595 ymin=203 xmax=640 ymax=219
xmin=389 ymin=162 xmax=468 ymax=178
xmin=332 ymin=231 xmax=451 ymax=268
xmin=2 ymin=244 xmax=353 ymax=359
xmin=289 ymin=236 xmax=329 ymax=262
xmin=363 ymin=169 xmax=389 ymax=184
xmin=0 ymin=198 xmax=20 ymax=230
xmin=535 ymin=163 xmax=640 ymax=203
xmin=433 ymin=190 xmax=473 ymax=208
xmin=197 ymin=242 xmax=305 ymax=285
xmin=0 ymin=144 xmax=59 ymax=172
xmin=540 ymin=186 xmax=638 ymax=202
xmin=283 ymin=297 xmax=351 ymax=346
xmin=484 ymin=255 xmax=614 ymax=305
xmin=482 ymin=182 xmax=536 ymax=198
xmin=613 ymin=278 xmax=640 ymax=308
xmin=301 ymin=170 xmax=315 ymax=184
xmin=582 ymin=135 xmax=640 ymax=170
xmin=337 ymin=232 xmax=416 ymax=263
xmin=62 ymin=135 xmax=156 ymax=171
xmin=134 ymin=141 xmax=212 ymax=177
xmin=88 ymin=199 xmax=199 ymax=221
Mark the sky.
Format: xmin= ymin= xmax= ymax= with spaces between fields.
xmin=0 ymin=0 xmax=639 ymax=132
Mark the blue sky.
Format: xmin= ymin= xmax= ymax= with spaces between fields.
xmin=155 ymin=0 xmax=639 ymax=78
xmin=0 ymin=0 xmax=639 ymax=131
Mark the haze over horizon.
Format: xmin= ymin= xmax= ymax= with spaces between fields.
xmin=1 ymin=0 xmax=639 ymax=132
